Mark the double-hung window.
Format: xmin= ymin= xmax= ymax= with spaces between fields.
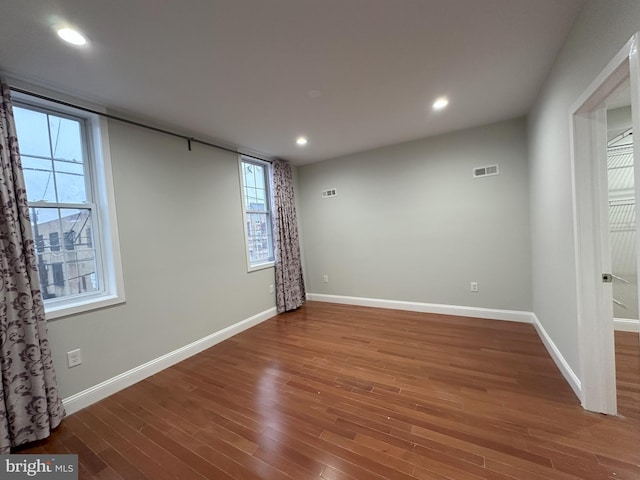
xmin=239 ymin=157 xmax=274 ymax=270
xmin=12 ymin=91 xmax=124 ymax=319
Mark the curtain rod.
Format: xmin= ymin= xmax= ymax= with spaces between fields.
xmin=9 ymin=86 xmax=272 ymax=164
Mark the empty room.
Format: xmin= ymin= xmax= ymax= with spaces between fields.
xmin=0 ymin=1 xmax=639 ymax=479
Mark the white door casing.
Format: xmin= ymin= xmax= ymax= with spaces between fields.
xmin=570 ymin=33 xmax=640 ymax=414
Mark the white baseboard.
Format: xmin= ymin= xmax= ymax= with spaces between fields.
xmin=307 ymin=293 xmax=582 ymax=400
xmin=306 ymin=293 xmax=534 ymax=323
xmin=614 ymin=318 xmax=640 ymax=333
xmin=530 ymin=313 xmax=582 ymax=400
xmin=62 ymin=306 xmax=277 ymax=415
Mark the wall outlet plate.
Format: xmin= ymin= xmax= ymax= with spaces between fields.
xmin=67 ymin=349 xmax=82 ymax=368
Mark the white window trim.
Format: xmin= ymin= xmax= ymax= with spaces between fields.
xmin=238 ymin=155 xmax=275 ymax=272
xmin=11 ymin=83 xmax=125 ymax=320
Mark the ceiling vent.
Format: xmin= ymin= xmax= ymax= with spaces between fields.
xmin=473 ymin=164 xmax=499 ymax=178
xmin=322 ymin=188 xmax=337 ymax=199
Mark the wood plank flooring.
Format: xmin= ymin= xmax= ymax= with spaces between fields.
xmin=17 ymin=302 xmax=640 ymax=479
xmin=616 ymin=330 xmax=640 ymax=421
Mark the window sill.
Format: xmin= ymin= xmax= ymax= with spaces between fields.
xmin=45 ymin=293 xmax=126 ymax=321
xmin=248 ymin=261 xmax=275 ymax=273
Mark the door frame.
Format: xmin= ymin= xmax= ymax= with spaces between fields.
xmin=570 ymin=33 xmax=640 ymax=414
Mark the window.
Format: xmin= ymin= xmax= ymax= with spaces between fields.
xmin=51 ymin=263 xmax=64 ymax=287
xmin=12 ymin=90 xmax=125 ymax=319
xmin=49 ymin=232 xmax=60 ymax=251
xmin=64 ymin=230 xmax=75 ymax=250
xmin=239 ymin=157 xmax=274 ymax=270
xmin=35 ymin=234 xmax=44 ymax=253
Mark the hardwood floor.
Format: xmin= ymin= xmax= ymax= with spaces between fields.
xmin=616 ymin=330 xmax=640 ymax=421
xmin=18 ymin=302 xmax=640 ymax=479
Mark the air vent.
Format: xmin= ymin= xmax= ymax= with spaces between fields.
xmin=322 ymin=188 xmax=337 ymax=199
xmin=473 ymin=164 xmax=499 ymax=178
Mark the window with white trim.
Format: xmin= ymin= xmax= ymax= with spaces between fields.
xmin=12 ymin=92 xmax=124 ymax=319
xmin=239 ymin=157 xmax=274 ymax=270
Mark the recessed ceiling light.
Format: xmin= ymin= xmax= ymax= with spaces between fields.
xmin=57 ymin=27 xmax=87 ymax=46
xmin=432 ymin=97 xmax=449 ymax=111
xmin=296 ymin=137 xmax=308 ymax=146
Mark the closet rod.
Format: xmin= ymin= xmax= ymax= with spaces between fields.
xmin=607 ymin=128 xmax=633 ymax=148
xmin=10 ymin=86 xmax=272 ymax=163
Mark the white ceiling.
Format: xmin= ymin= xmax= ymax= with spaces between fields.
xmin=0 ymin=0 xmax=586 ymax=165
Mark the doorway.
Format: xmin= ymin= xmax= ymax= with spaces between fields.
xmin=571 ymin=32 xmax=640 ymax=414
xmin=606 ymin=81 xmax=640 ymax=419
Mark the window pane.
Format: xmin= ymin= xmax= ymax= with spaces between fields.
xmin=243 ymin=163 xmax=256 ymax=188
xmin=248 ymin=198 xmax=266 ymax=211
xmin=246 ymin=186 xmax=266 ymax=211
xmin=55 ymin=168 xmax=87 ymax=203
xmin=30 ymin=207 xmax=98 ymax=299
xmin=64 ymin=252 xmax=99 ymax=296
xmin=256 ymin=165 xmax=265 ymax=185
xmin=31 ymin=206 xmax=59 ymax=228
xmin=59 ymin=209 xmax=91 ymax=247
xmin=55 ymin=160 xmax=84 ymax=175
xmin=48 ymin=115 xmax=84 ymax=162
xmin=246 ymin=212 xmax=273 ymax=263
xmin=22 ymin=156 xmax=56 ymax=202
xmin=13 ymin=107 xmax=51 ymax=157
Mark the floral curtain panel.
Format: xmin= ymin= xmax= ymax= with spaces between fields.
xmin=272 ymin=159 xmax=305 ymax=312
xmin=0 ymin=81 xmax=65 ymax=452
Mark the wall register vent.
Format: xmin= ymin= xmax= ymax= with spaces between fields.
xmin=322 ymin=188 xmax=337 ymax=198
xmin=473 ymin=164 xmax=499 ymax=178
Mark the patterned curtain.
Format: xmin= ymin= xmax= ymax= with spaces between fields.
xmin=272 ymin=159 xmax=305 ymax=312
xmin=0 ymin=81 xmax=65 ymax=452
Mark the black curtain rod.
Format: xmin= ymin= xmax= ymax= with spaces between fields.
xmin=10 ymin=86 xmax=272 ymax=164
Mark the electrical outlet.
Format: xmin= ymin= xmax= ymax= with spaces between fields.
xmin=67 ymin=349 xmax=82 ymax=368
xmin=470 ymin=282 xmax=479 ymax=293
xmin=269 ymin=284 xmax=274 ymax=294
xmin=323 ymin=275 xmax=329 ymax=283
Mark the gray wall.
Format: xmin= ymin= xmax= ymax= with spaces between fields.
xmin=297 ymin=118 xmax=531 ymax=311
xmin=528 ymin=0 xmax=640 ymax=377
xmin=47 ymin=120 xmax=275 ymax=398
